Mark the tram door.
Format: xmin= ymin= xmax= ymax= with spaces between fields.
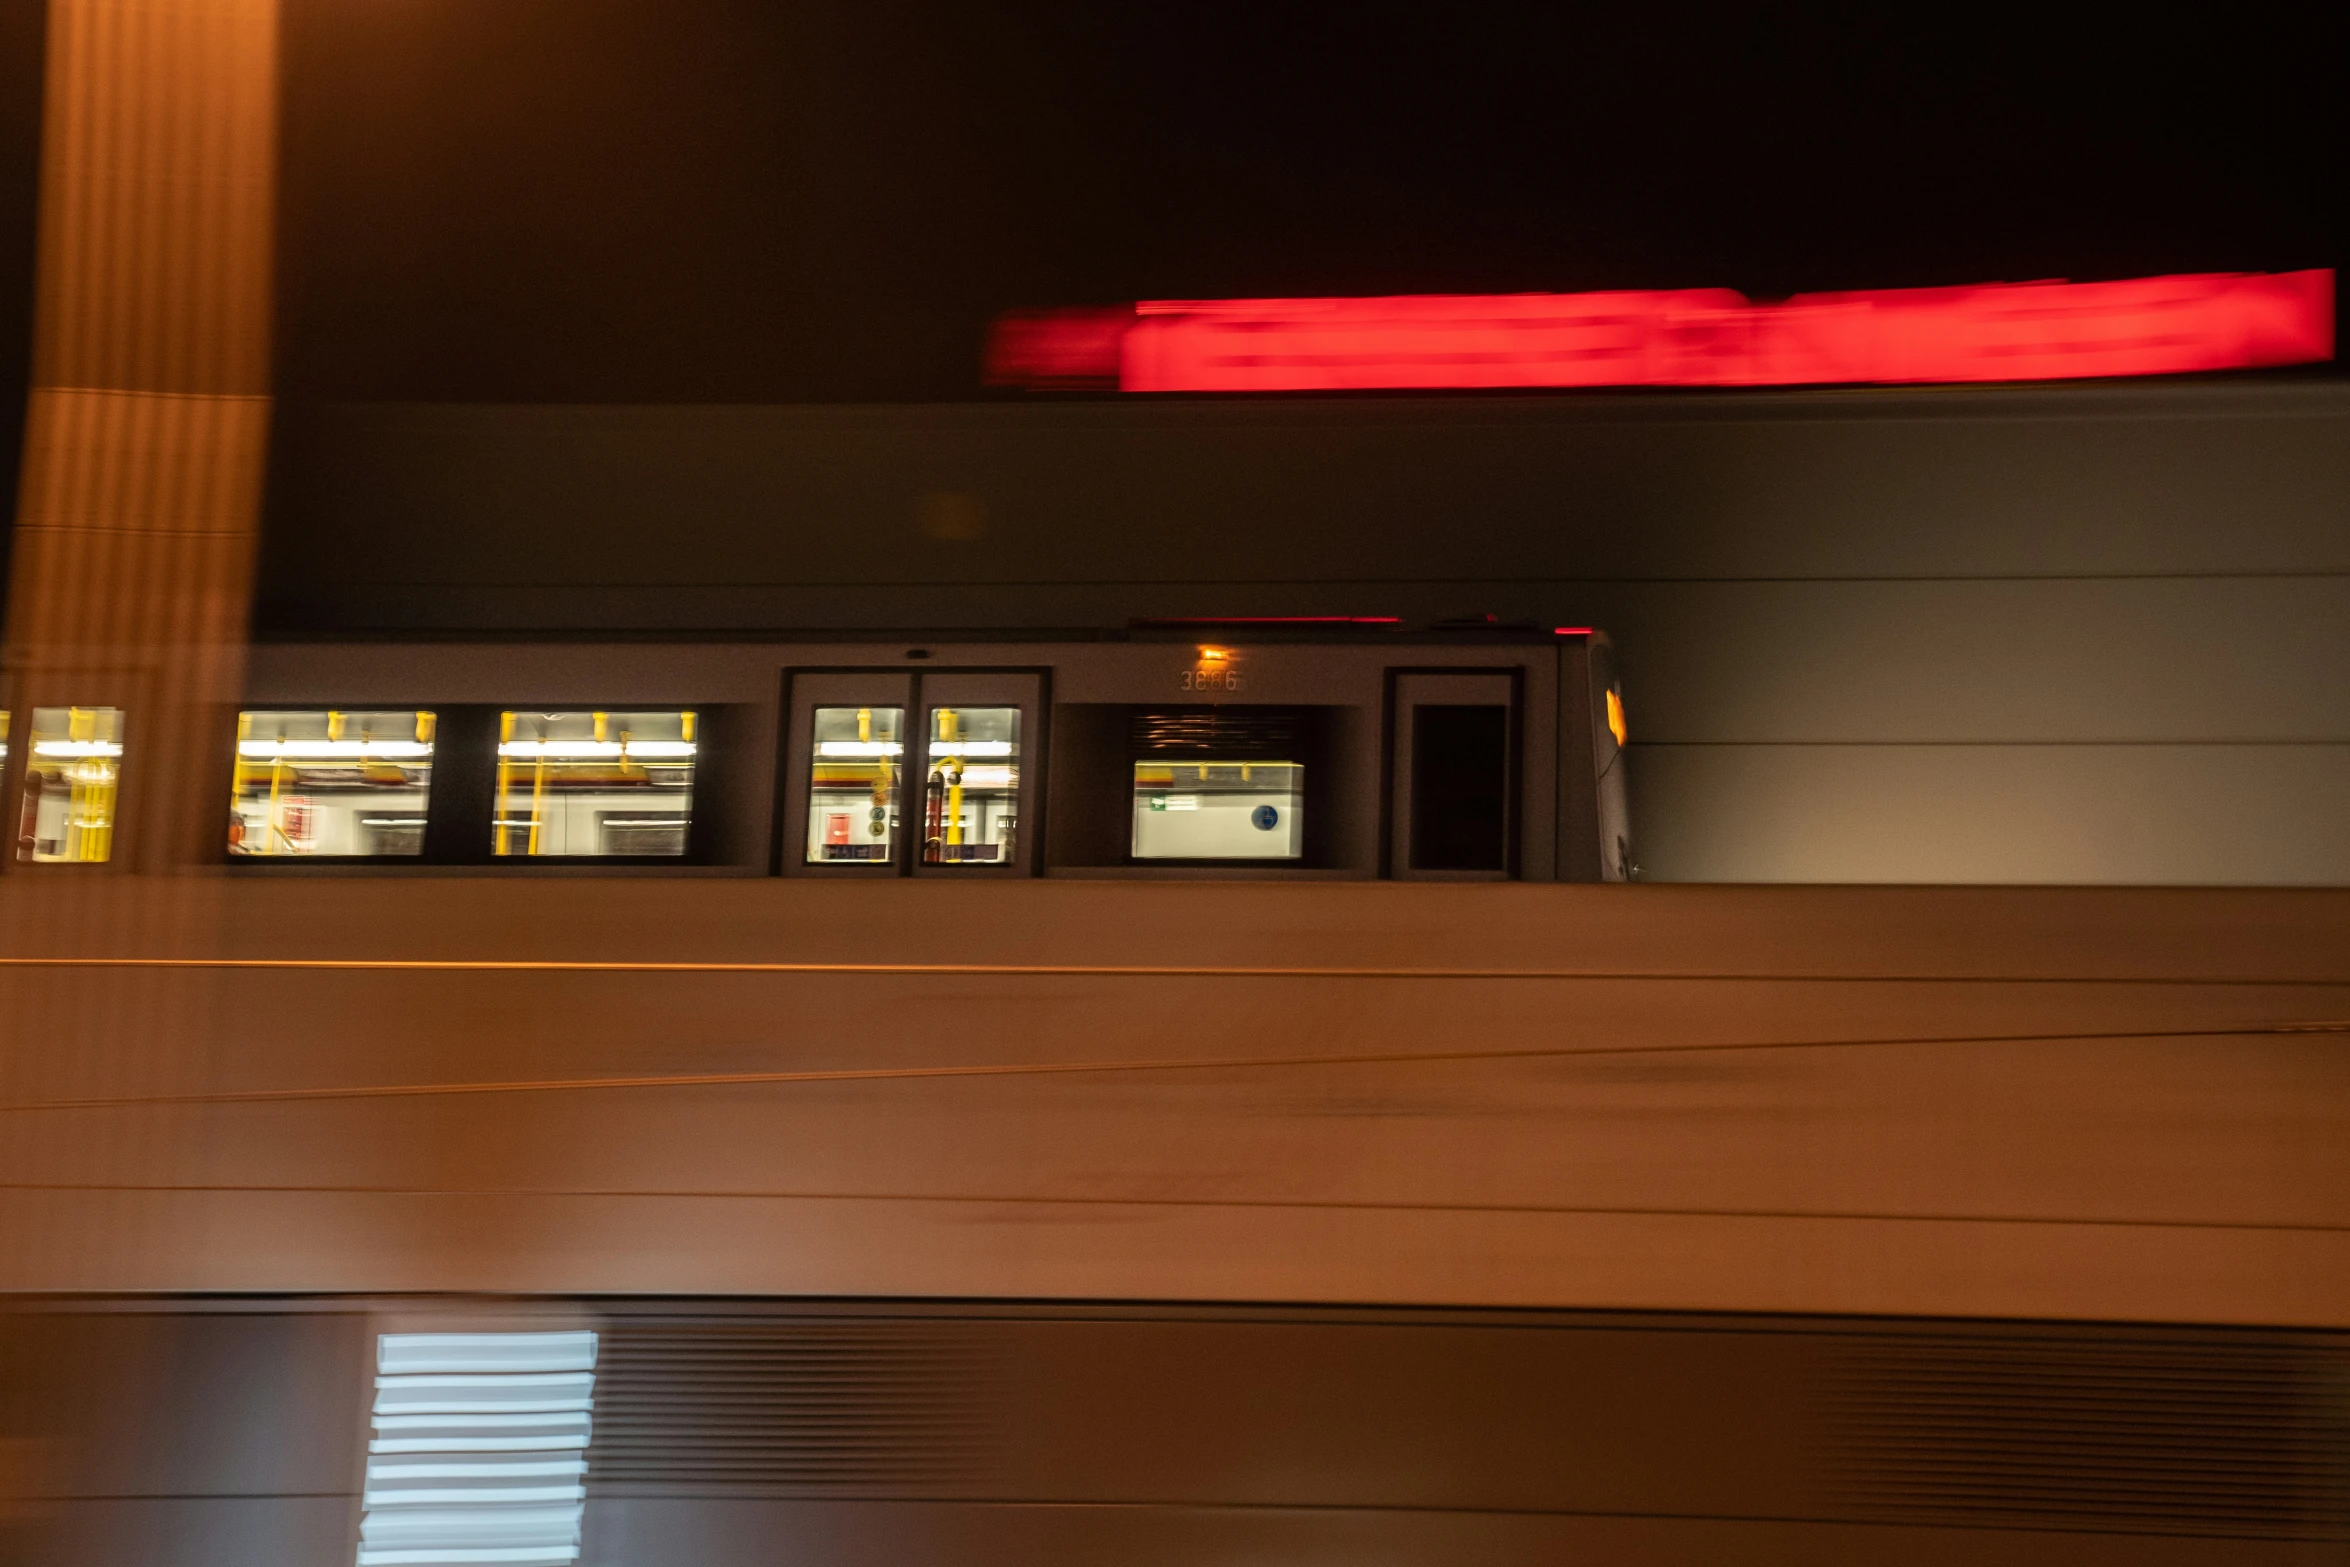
xmin=1388 ymin=670 xmax=1519 ymax=880
xmin=781 ymin=668 xmax=1043 ymax=877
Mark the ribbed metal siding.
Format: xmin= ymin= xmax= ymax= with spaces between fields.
xmin=586 ymin=1321 xmax=997 ymax=1492
xmin=1830 ymin=1333 xmax=2350 ymax=1539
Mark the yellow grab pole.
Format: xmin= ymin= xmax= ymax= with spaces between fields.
xmin=940 ymin=709 xmax=962 ymax=850
xmin=266 ymin=729 xmax=287 ymax=854
xmin=493 ymin=711 xmax=516 ymax=854
xmin=527 ymin=720 xmax=549 ymax=856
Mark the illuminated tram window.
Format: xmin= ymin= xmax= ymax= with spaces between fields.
xmin=1130 ymin=708 xmax=1305 ymax=861
xmin=921 ymin=706 xmax=1019 ymax=865
xmin=808 ymin=705 xmax=903 ymax=864
xmin=495 ymin=710 xmax=697 ymax=857
xmin=18 ymin=706 xmax=124 ymax=863
xmin=231 ymin=709 xmax=436 ymax=857
xmin=1132 ymin=759 xmax=1304 ymax=859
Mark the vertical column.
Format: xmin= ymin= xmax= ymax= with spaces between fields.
xmin=0 ymin=0 xmax=279 ymax=1317
xmin=4 ymin=0 xmax=277 ymax=872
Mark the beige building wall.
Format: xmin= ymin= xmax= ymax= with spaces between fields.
xmin=1 ymin=878 xmax=2346 ymax=1323
xmin=258 ymin=382 xmax=2350 ymax=884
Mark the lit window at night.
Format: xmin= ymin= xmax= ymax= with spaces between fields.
xmin=1129 ymin=709 xmax=1304 ymax=861
xmin=231 ymin=709 xmax=435 ymax=857
xmin=1132 ymin=759 xmax=1304 ymax=860
xmin=921 ymin=706 xmax=1018 ymax=865
xmin=18 ymin=705 xmax=124 ymax=863
xmin=808 ymin=705 xmax=902 ymax=863
xmin=358 ymin=1330 xmax=598 ymax=1567
xmin=495 ymin=711 xmax=697 ymax=857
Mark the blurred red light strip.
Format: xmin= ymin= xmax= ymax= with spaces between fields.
xmin=987 ymin=270 xmax=2333 ymax=392
xmin=1139 ymin=615 xmax=1403 ymax=627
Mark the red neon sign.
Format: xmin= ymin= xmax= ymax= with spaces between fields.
xmin=1137 ymin=615 xmax=1403 ymax=627
xmin=987 ymin=270 xmax=2333 ymax=393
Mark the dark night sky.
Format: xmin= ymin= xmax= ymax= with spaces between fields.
xmin=0 ymin=2 xmax=2343 ymax=412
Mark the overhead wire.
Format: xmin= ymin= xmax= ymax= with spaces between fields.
xmin=0 ymin=954 xmax=2346 ymax=986
xmin=0 ymin=1176 xmax=2342 ymax=1234
xmin=4 ymin=1018 xmax=2343 ymax=1114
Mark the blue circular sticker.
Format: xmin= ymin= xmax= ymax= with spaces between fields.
xmin=1251 ymin=804 xmax=1280 ymax=831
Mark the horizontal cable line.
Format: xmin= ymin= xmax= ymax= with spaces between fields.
xmin=1839 ymin=1455 xmax=2320 ymax=1475
xmin=413 ymin=1489 xmax=2346 ymax=1541
xmin=1848 ymin=1442 xmax=2321 ymax=1457
xmin=1 ymin=1178 xmax=2342 ymax=1235
xmin=1 ymin=1492 xmax=357 ymax=1503
xmin=0 ymin=955 xmax=2345 ymax=987
xmin=1845 ymin=1392 xmax=2311 ymax=1407
xmin=1635 ymin=738 xmax=2350 ymax=748
xmin=4 ymin=1020 xmax=2347 ymax=1113
xmin=12 ymin=522 xmax=253 ymax=539
xmin=4 ymin=1020 xmax=2345 ymax=1115
xmin=323 ymin=569 xmax=2350 ymax=587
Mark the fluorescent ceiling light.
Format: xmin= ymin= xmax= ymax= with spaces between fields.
xmin=499 ymin=741 xmax=695 ymax=759
xmin=369 ymin=1461 xmax=587 ymax=1479
xmin=240 ymin=740 xmax=432 ymax=759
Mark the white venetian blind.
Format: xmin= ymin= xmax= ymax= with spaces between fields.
xmin=358 ymin=1330 xmax=599 ymax=1567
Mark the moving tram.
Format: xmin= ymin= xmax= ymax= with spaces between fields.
xmin=50 ymin=623 xmax=1631 ymax=880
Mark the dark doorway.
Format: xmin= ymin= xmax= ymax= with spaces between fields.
xmin=1410 ymin=705 xmax=1508 ymax=871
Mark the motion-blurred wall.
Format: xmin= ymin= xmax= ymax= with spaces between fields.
xmin=257 ymin=379 xmax=2350 ymax=884
xmin=3 ymin=879 xmax=2347 ymax=1325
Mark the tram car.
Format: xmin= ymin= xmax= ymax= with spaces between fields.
xmin=209 ymin=623 xmax=1631 ymax=881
